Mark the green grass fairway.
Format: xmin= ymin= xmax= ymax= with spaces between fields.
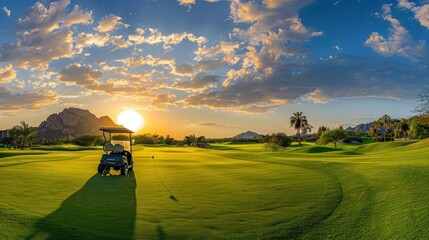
xmin=1 ymin=141 xmax=429 ymax=239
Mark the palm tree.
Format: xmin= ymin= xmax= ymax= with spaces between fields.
xmin=184 ymin=134 xmax=197 ymax=146
xmin=290 ymin=112 xmax=312 ymax=147
xmin=379 ymin=115 xmax=392 ymax=142
xmin=6 ymin=127 xmax=20 ymax=149
xmin=370 ymin=121 xmax=381 ymax=139
xmin=399 ymin=118 xmax=410 ymax=140
xmin=15 ymin=121 xmax=38 ymax=150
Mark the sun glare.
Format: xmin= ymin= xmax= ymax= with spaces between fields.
xmin=117 ymin=110 xmax=145 ymax=132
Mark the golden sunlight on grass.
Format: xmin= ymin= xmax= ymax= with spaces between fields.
xmin=117 ymin=110 xmax=145 ymax=132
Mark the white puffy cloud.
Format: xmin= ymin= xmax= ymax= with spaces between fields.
xmin=194 ymin=41 xmax=240 ymax=64
xmin=398 ymin=0 xmax=429 ymax=29
xmin=3 ymin=6 xmax=11 ymax=17
xmin=63 ymin=5 xmax=93 ymax=27
xmin=118 ymin=56 xmax=175 ymax=68
xmin=97 ymin=14 xmax=129 ymax=33
xmin=0 ymin=0 xmax=86 ymax=69
xmin=75 ymin=32 xmax=110 ymax=50
xmin=0 ymin=65 xmax=16 ymax=83
xmin=302 ymin=89 xmax=330 ymax=104
xmin=365 ymin=4 xmax=427 ymax=60
xmin=75 ymin=32 xmax=132 ymax=52
xmin=128 ymin=28 xmax=206 ymax=51
xmin=227 ymin=0 xmax=322 ymax=83
xmin=109 ymin=35 xmax=132 ymax=49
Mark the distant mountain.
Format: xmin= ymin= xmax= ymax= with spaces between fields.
xmin=233 ymin=131 xmax=262 ymax=139
xmin=346 ymin=122 xmax=373 ymax=133
xmin=38 ymin=108 xmax=118 ymax=139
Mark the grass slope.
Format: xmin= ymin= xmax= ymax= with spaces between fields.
xmin=0 ymin=141 xmax=428 ymax=239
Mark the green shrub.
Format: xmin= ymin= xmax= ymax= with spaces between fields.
xmin=74 ymin=135 xmax=99 ymax=146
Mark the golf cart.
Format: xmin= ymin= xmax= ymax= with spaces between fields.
xmin=98 ymin=126 xmax=134 ymax=175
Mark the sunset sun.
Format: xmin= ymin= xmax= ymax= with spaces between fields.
xmin=116 ymin=110 xmax=144 ymax=132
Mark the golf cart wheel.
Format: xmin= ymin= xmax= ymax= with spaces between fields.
xmin=97 ymin=164 xmax=105 ymax=173
xmin=121 ymin=165 xmax=128 ymax=175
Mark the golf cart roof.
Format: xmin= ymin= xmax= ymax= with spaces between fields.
xmin=99 ymin=126 xmax=134 ymax=133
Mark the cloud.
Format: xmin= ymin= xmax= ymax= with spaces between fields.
xmin=0 ymin=86 xmax=57 ymax=110
xmin=63 ymin=5 xmax=93 ymax=27
xmin=334 ymin=45 xmax=342 ymax=51
xmin=173 ymin=63 xmax=194 ymax=76
xmin=57 ymin=64 xmax=102 ymax=86
xmin=75 ymin=32 xmax=110 ymax=50
xmin=365 ymin=4 xmax=427 ymax=60
xmin=195 ymin=59 xmax=229 ymax=71
xmin=177 ymin=0 xmax=224 ymax=6
xmin=75 ymin=32 xmax=132 ymax=52
xmin=302 ymin=89 xmax=330 ymax=104
xmin=97 ymin=14 xmax=129 ymax=33
xmin=3 ymin=6 xmax=11 ymax=17
xmin=128 ymin=28 xmax=206 ymax=51
xmin=226 ymin=0 xmax=322 ymax=87
xmin=0 ymin=0 xmax=85 ymax=69
xmin=109 ymin=35 xmax=132 ymax=49
xmin=178 ymin=0 xmax=196 ymax=6
xmin=56 ymin=64 xmax=171 ymax=100
xmin=0 ymin=64 xmax=16 ymax=83
xmin=398 ymin=0 xmax=429 ymax=29
xmin=193 ymin=122 xmax=226 ymax=127
xmin=184 ymin=56 xmax=429 ymax=113
xmin=150 ymin=94 xmax=178 ymax=109
xmin=194 ymin=41 xmax=240 ymax=65
xmin=174 ymin=74 xmax=218 ymax=91
xmin=118 ymin=55 xmax=175 ymax=68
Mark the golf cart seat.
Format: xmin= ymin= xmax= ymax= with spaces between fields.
xmin=104 ymin=143 xmax=124 ymax=152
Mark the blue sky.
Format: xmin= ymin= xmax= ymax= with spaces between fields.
xmin=0 ymin=0 xmax=428 ymax=137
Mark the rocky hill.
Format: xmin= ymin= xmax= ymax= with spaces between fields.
xmin=38 ymin=108 xmax=118 ymax=139
xmin=233 ymin=131 xmax=262 ymax=139
xmin=345 ymin=122 xmax=372 ymax=133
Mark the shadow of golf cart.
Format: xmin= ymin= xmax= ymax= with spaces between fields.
xmin=98 ymin=126 xmax=134 ymax=175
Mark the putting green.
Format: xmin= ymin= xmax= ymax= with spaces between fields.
xmin=0 ymin=141 xmax=428 ymax=239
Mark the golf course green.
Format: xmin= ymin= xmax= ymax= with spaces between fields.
xmin=1 ymin=141 xmax=428 ymax=239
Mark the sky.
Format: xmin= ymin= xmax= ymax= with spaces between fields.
xmin=0 ymin=0 xmax=429 ymax=138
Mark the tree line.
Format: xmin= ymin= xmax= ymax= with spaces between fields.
xmin=3 ymin=93 xmax=429 ymax=150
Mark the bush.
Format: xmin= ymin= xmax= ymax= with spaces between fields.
xmin=63 ymin=135 xmax=74 ymax=144
xmin=74 ymin=135 xmax=99 ymax=146
xmin=134 ymin=134 xmax=156 ymax=144
xmin=376 ymin=137 xmax=395 ymax=142
xmin=165 ymin=135 xmax=175 ymax=145
xmin=263 ymin=133 xmax=292 ymax=151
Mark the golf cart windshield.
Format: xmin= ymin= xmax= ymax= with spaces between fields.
xmin=100 ymin=126 xmax=134 ymax=153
